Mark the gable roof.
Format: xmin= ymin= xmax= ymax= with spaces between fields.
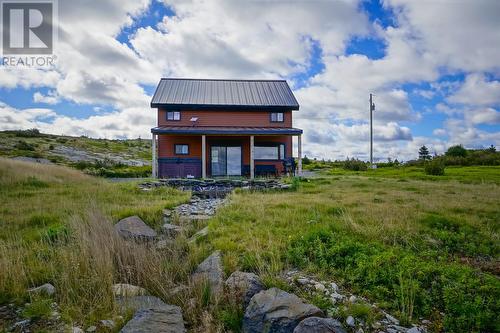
xmin=151 ymin=78 xmax=299 ymax=110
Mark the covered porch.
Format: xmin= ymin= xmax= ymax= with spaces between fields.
xmin=151 ymin=126 xmax=303 ymax=179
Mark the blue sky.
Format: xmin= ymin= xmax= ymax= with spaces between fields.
xmin=1 ymin=0 xmax=499 ymax=161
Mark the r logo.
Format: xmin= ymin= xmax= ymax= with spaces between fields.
xmin=1 ymin=1 xmax=53 ymax=54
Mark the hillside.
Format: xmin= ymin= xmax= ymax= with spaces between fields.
xmin=0 ymin=129 xmax=152 ymax=177
xmin=0 ymin=157 xmax=498 ymax=332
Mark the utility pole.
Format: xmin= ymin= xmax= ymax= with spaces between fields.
xmin=369 ymin=93 xmax=375 ymax=166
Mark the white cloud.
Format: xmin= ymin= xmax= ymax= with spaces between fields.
xmin=0 ymin=0 xmax=499 ymax=161
xmin=33 ymin=90 xmax=60 ymax=105
xmin=384 ymin=0 xmax=500 ymax=73
xmin=448 ymin=73 xmax=500 ymax=106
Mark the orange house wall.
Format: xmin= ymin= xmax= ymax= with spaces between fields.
xmin=158 ymin=109 xmax=293 ymax=127
xmin=158 ymin=135 xmax=293 ymax=174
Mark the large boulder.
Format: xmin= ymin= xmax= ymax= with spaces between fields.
xmin=225 ymin=271 xmax=265 ymax=307
xmin=112 ymin=284 xmax=148 ymax=297
xmin=117 ymin=296 xmax=167 ymax=312
xmin=115 ymin=216 xmax=157 ymax=241
xmin=293 ymin=317 xmax=346 ymax=333
xmin=243 ymin=288 xmax=324 ymax=333
xmin=119 ymin=296 xmax=185 ymax=333
xmin=192 ymin=251 xmax=223 ymax=295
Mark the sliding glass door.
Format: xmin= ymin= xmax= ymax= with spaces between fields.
xmin=211 ymin=146 xmax=241 ymax=176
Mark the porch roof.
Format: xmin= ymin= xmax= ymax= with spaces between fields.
xmin=151 ymin=126 xmax=303 ymax=135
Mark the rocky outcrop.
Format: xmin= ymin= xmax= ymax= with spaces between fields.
xmin=112 ymin=284 xmax=148 ymax=297
xmin=119 ymin=296 xmax=185 ymax=333
xmin=293 ymin=317 xmax=346 ymax=333
xmin=225 ymin=271 xmax=265 ymax=307
xmin=192 ymin=251 xmax=223 ymax=295
xmin=115 ymin=216 xmax=157 ymax=241
xmin=243 ymin=288 xmax=324 ymax=333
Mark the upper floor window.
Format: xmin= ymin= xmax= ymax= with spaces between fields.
xmin=270 ymin=112 xmax=284 ymax=122
xmin=167 ymin=111 xmax=181 ymax=121
xmin=175 ymin=144 xmax=189 ymax=155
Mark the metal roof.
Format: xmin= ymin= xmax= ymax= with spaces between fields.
xmin=151 ymin=78 xmax=299 ymax=110
xmin=151 ymin=126 xmax=303 ymax=135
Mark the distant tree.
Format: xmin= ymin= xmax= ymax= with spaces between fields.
xmin=488 ymin=145 xmax=496 ymax=153
xmin=418 ymin=145 xmax=431 ymax=160
xmin=446 ymin=144 xmax=467 ymax=157
xmin=302 ymin=155 xmax=311 ymax=165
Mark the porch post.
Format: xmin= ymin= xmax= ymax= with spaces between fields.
xmin=152 ymin=133 xmax=157 ymax=178
xmin=297 ymin=134 xmax=302 ymax=176
xmin=201 ymin=135 xmax=207 ymax=178
xmin=250 ymin=135 xmax=255 ymax=179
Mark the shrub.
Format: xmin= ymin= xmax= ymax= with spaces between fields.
xmin=424 ymin=159 xmax=445 ymax=176
xmin=287 ymin=228 xmax=500 ymax=332
xmin=12 ymin=128 xmax=44 ymax=138
xmin=14 ymin=140 xmax=36 ymax=151
xmin=446 ymin=145 xmax=468 ymax=158
xmin=343 ymin=158 xmax=368 ymax=171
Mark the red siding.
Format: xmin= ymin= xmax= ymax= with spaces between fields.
xmin=158 ymin=134 xmax=292 ymax=176
xmin=158 ymin=109 xmax=293 ymax=127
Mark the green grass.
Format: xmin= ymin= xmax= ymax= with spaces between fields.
xmin=1 ymin=158 xmax=499 ymax=332
xmin=0 ymin=130 xmax=152 ymax=178
xmin=208 ymin=170 xmax=500 ymax=332
xmin=325 ymin=165 xmax=500 ymax=184
xmin=0 ymin=158 xmax=191 ymax=327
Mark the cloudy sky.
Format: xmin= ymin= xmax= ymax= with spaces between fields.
xmin=1 ymin=0 xmax=499 ymax=161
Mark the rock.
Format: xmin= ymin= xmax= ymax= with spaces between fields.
xmin=297 ymin=278 xmax=310 ymax=286
xmin=117 ymin=296 xmax=168 ymax=312
xmin=385 ymin=313 xmax=400 ymax=325
xmin=349 ymin=295 xmax=357 ymax=303
xmin=314 ymin=283 xmax=326 ymax=293
xmin=163 ymin=209 xmax=172 ymax=217
xmin=119 ymin=301 xmax=185 ymax=333
xmin=11 ymin=319 xmax=30 ymax=330
xmin=407 ymin=328 xmax=422 ymax=333
xmin=225 ymin=271 xmax=265 ymax=307
xmin=115 ymin=216 xmax=157 ymax=241
xmin=99 ymin=319 xmax=115 ymax=329
xmin=112 ymin=284 xmax=148 ymax=297
xmin=86 ymin=326 xmax=97 ymax=332
xmin=243 ymin=288 xmax=324 ymax=333
xmin=346 ymin=316 xmax=355 ymax=327
xmin=192 ymin=251 xmax=223 ymax=295
xmin=293 ymin=317 xmax=347 ymax=333
xmin=188 ymin=226 xmax=209 ymax=243
xmin=72 ymin=327 xmax=84 ymax=333
xmin=161 ymin=223 xmax=183 ymax=238
xmin=330 ymin=292 xmax=344 ymax=304
xmin=28 ymin=283 xmax=56 ymax=296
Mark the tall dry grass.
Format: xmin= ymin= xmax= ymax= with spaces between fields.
xmin=0 ymin=205 xmax=218 ymax=328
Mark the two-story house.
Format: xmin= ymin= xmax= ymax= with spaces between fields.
xmin=150 ymin=78 xmax=303 ymax=178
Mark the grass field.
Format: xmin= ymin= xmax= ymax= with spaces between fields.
xmin=0 ymin=158 xmax=498 ymax=332
xmin=208 ymin=167 xmax=500 ymax=332
xmin=0 ymin=130 xmax=152 ymax=177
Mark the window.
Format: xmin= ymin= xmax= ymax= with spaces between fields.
xmin=175 ymin=144 xmax=189 ymax=155
xmin=254 ymin=144 xmax=286 ymax=160
xmin=167 ymin=111 xmax=181 ymax=121
xmin=270 ymin=112 xmax=284 ymax=122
